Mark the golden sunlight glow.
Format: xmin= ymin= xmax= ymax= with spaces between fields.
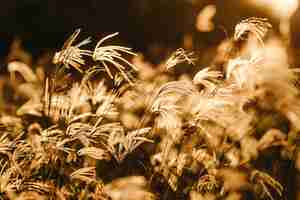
xmin=246 ymin=0 xmax=298 ymax=19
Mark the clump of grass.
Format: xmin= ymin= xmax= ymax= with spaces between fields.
xmin=0 ymin=13 xmax=298 ymax=200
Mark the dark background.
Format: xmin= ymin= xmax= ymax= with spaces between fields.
xmin=0 ymin=0 xmax=299 ymax=62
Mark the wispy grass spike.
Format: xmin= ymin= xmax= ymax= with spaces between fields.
xmin=165 ymin=48 xmax=196 ymax=70
xmin=234 ymin=17 xmax=272 ymax=45
xmin=53 ymin=28 xmax=92 ymax=73
xmin=92 ymin=32 xmax=138 ymax=85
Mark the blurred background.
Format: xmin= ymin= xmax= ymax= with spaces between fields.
xmin=0 ymin=0 xmax=299 ymax=64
